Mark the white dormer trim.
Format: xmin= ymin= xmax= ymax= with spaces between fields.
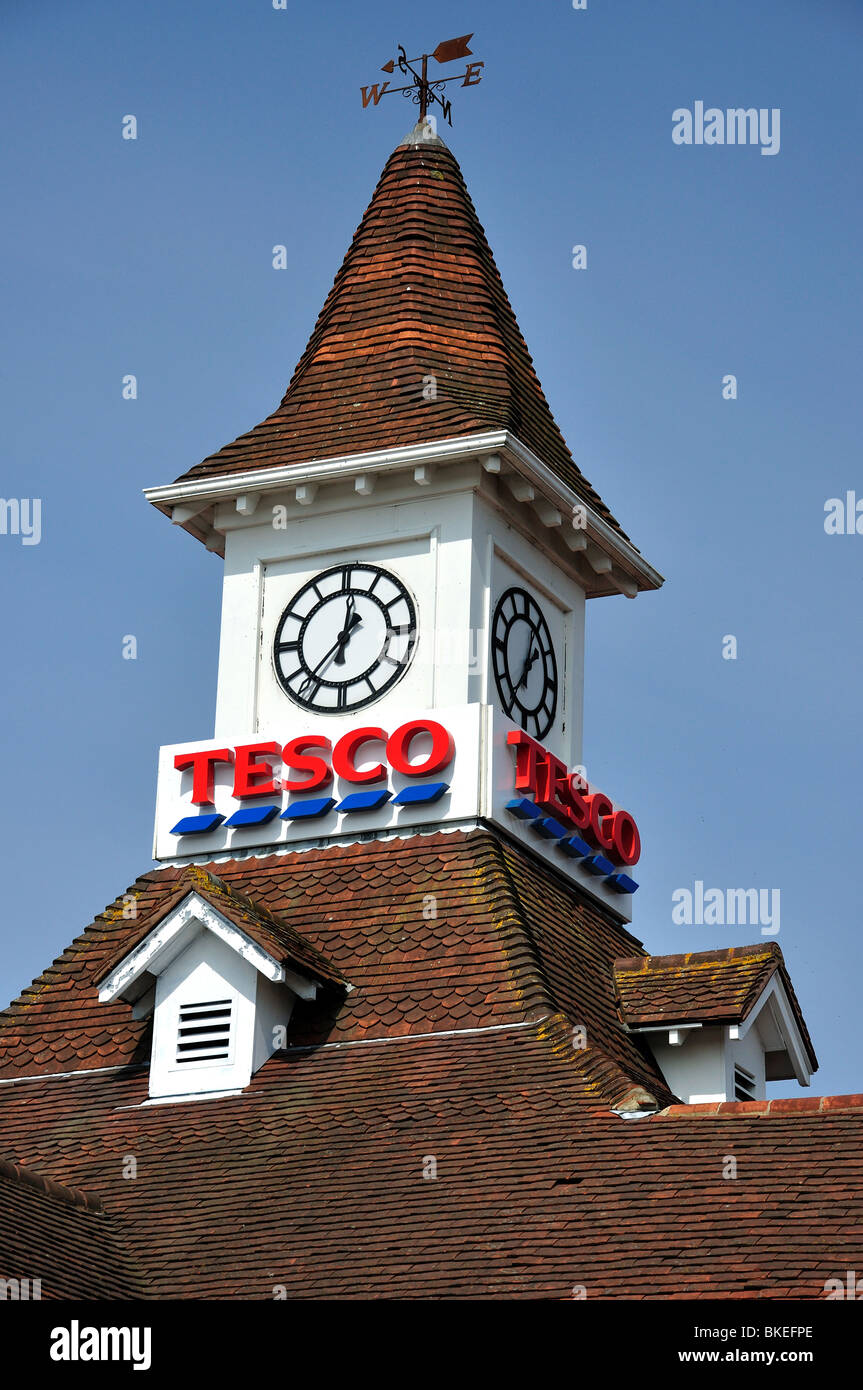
xmin=97 ymin=892 xmax=286 ymax=1005
xmin=727 ymin=974 xmax=813 ymax=1087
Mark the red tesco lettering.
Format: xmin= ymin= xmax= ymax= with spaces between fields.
xmin=174 ymin=720 xmax=456 ymax=804
xmin=506 ymin=729 xmax=640 ymax=866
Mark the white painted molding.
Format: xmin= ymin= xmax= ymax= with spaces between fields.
xmin=144 ymin=429 xmax=664 ymax=591
xmin=354 ymin=474 xmax=376 ymax=497
xmin=734 ymin=976 xmax=812 ymax=1086
xmin=97 ymin=892 xmax=286 ymax=1003
xmin=563 ymin=530 xmax=588 ymax=552
xmin=609 ymin=570 xmax=638 ymax=598
xmin=508 ymin=477 xmax=535 ymax=503
xmin=534 ymin=500 xmax=562 ymax=527
xmin=235 ymin=494 xmax=260 ymax=517
xmin=413 ymin=464 xmax=434 ymax=486
xmin=171 ymin=502 xmax=210 ymax=526
xmin=283 ymin=967 xmax=319 ymax=1001
xmin=586 ymin=545 xmax=613 ymax=574
xmin=146 ymin=433 xmax=508 ymax=507
xmin=295 ymin=483 xmax=318 ymax=506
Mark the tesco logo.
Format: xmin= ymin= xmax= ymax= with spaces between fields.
xmin=174 ymin=719 xmax=456 ymax=805
xmin=507 ymin=730 xmax=641 ymax=867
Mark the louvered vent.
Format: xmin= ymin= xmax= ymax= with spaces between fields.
xmin=733 ymin=1063 xmax=756 ymax=1102
xmin=176 ymin=999 xmax=233 ymax=1064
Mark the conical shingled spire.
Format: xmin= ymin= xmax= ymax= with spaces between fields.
xmin=176 ymin=122 xmax=623 ymax=534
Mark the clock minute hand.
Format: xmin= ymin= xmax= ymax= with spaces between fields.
xmin=333 ymin=601 xmax=361 ymax=666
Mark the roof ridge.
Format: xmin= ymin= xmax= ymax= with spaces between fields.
xmin=615 ymin=942 xmax=784 ymax=973
xmin=654 ymin=1094 xmax=863 ymax=1119
xmin=474 ymin=836 xmax=559 ymax=1023
xmin=489 ymin=844 xmax=673 ymax=1105
xmin=0 ymin=1155 xmax=103 ymax=1212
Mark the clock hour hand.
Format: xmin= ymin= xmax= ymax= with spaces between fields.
xmin=516 ymin=642 xmax=539 ymax=691
xmin=298 ymin=607 xmax=364 ymax=693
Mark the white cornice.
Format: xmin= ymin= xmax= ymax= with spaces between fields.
xmin=144 ymin=430 xmax=664 ymax=591
xmin=501 ymin=434 xmax=663 ymax=588
xmin=144 ymin=433 xmax=508 ymax=507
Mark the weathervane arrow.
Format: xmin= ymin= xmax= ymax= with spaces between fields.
xmin=432 ymin=34 xmax=473 ymax=64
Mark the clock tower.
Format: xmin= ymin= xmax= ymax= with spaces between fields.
xmin=145 ymin=119 xmax=662 ymax=920
xmin=0 ymin=105 xmax=836 ymax=1306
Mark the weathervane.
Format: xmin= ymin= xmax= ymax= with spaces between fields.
xmin=360 ymin=33 xmax=484 ymax=127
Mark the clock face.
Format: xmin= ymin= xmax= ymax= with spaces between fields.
xmin=273 ymin=563 xmax=417 ymax=712
xmin=491 ymin=586 xmax=558 ymax=739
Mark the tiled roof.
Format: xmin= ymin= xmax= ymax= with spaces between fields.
xmin=613 ymin=944 xmax=817 ymax=1068
xmin=94 ymin=863 xmax=349 ymax=993
xmin=0 ymin=1021 xmax=859 ymax=1299
xmin=0 ymin=830 xmax=666 ymax=1103
xmin=1 ymin=828 xmax=857 ymax=1298
xmin=171 ymin=125 xmax=626 ymax=538
xmin=0 ymin=1156 xmax=151 ymax=1299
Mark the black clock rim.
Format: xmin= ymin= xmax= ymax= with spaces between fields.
xmin=272 ymin=562 xmax=418 ymax=713
xmin=491 ymin=586 xmax=558 ymax=739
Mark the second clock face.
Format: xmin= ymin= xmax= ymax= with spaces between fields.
xmin=273 ymin=563 xmax=417 ymax=712
xmin=492 ymin=586 xmax=558 ymax=739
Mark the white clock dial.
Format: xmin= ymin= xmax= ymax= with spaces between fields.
xmin=273 ymin=563 xmax=417 ymax=712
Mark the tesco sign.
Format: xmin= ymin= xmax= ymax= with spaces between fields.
xmin=173 ymin=719 xmax=456 ymax=805
xmin=506 ymin=730 xmax=641 ymax=867
xmin=155 ymin=706 xmax=638 ymax=919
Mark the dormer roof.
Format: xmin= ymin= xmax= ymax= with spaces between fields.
xmin=614 ymin=942 xmax=818 ymax=1079
xmin=95 ymin=865 xmax=348 ymax=1006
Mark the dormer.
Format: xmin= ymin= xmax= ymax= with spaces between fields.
xmin=614 ymin=944 xmax=817 ymax=1105
xmin=96 ymin=867 xmax=348 ymax=1101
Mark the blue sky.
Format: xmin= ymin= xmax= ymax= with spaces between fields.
xmin=2 ymin=0 xmax=861 ymax=1094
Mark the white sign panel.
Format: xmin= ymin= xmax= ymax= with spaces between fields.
xmin=154 ymin=704 xmax=484 ymax=863
xmin=153 ymin=702 xmax=639 ymax=922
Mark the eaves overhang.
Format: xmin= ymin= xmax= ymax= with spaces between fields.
xmin=626 ymin=973 xmax=816 ymax=1089
xmin=144 ymin=430 xmax=664 ymax=599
